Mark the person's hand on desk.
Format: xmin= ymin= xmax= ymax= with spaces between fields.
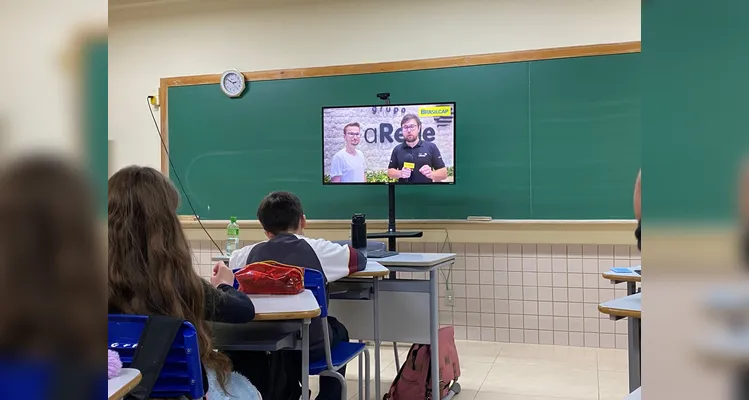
xmin=418 ymin=165 xmax=432 ymax=179
xmin=211 ymin=261 xmax=235 ymax=287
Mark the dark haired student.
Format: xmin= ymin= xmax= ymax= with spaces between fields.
xmin=229 ymin=191 xmax=367 ymax=400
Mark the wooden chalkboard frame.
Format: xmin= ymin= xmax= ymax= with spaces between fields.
xmin=158 ymin=41 xmax=640 ymax=175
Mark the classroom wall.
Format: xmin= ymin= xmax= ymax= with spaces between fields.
xmin=108 ymin=0 xmax=641 ymax=171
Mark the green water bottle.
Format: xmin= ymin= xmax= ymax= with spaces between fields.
xmin=225 ymin=216 xmax=239 ymax=255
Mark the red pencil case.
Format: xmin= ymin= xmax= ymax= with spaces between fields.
xmin=235 ymin=260 xmax=305 ymax=295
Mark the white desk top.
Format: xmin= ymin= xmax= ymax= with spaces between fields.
xmin=349 ymin=260 xmax=389 ymax=278
xmin=599 ymin=292 xmax=642 ymax=319
xmin=602 ymin=266 xmax=641 ymax=283
xmin=108 ymin=368 xmax=141 ymax=400
xmin=375 ymin=252 xmax=456 ymax=267
xmin=249 ymin=289 xmax=321 ymax=321
xmin=625 ymin=387 xmax=641 ymax=400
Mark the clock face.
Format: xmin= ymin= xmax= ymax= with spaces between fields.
xmin=220 ymin=70 xmax=245 ymax=97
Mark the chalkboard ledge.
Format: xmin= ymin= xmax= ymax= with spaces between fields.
xmin=181 ymin=218 xmax=637 ymax=246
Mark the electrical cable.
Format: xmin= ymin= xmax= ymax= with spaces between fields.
xmin=146 ymin=96 xmax=224 ymax=255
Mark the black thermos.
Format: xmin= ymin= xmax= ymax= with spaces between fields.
xmin=351 ymin=213 xmax=367 ymax=256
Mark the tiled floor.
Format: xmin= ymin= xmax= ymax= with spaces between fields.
xmin=309 ymin=340 xmax=630 ymax=400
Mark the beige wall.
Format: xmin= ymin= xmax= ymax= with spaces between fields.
xmin=192 ymin=238 xmax=640 ymax=348
xmin=108 ymin=0 xmax=641 ymax=171
xmin=0 ymin=1 xmax=106 ymax=160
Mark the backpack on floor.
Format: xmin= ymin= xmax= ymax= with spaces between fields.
xmin=383 ymin=326 xmax=460 ymax=400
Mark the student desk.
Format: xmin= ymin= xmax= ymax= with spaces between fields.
xmin=213 ymin=290 xmax=321 ymax=400
xmin=108 ymin=368 xmax=141 ymax=400
xmin=331 ymin=261 xmax=390 ymax=399
xmin=330 ymin=253 xmax=457 ymax=400
xmin=602 ymin=266 xmax=641 ymax=296
xmin=599 ymin=293 xmax=641 ymax=392
xmin=216 ymin=253 xmax=388 ymax=398
xmin=253 ymin=290 xmax=321 ymax=400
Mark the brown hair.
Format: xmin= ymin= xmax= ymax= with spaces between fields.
xmin=401 ymin=114 xmax=421 ymax=129
xmin=107 ymin=165 xmax=231 ymax=390
xmin=343 ymin=122 xmax=360 ymax=134
xmin=0 ymin=156 xmax=104 ymax=364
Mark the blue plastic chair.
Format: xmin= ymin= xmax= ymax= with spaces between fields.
xmin=304 ymin=268 xmax=371 ymax=400
xmin=108 ymin=314 xmax=204 ymax=399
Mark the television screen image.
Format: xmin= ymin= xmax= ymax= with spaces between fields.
xmin=322 ymin=103 xmax=455 ymax=184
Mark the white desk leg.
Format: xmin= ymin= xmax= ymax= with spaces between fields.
xmin=302 ymin=318 xmax=310 ymax=400
xmin=429 ymin=269 xmax=440 ymax=399
xmin=373 ymin=277 xmax=381 ymax=400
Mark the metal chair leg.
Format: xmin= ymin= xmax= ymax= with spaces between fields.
xmin=363 ymin=348 xmax=371 ymax=400
xmin=359 ymin=341 xmax=364 ymax=400
xmin=319 ymin=370 xmax=347 ymax=400
xmin=358 ymin=353 xmax=364 ymax=400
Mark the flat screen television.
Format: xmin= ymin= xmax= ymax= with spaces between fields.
xmin=322 ymin=102 xmax=456 ymax=185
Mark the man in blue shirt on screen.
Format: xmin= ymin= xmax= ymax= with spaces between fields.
xmin=387 ymin=114 xmax=448 ymax=183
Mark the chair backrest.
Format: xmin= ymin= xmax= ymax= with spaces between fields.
xmin=0 ymin=359 xmax=104 ymax=399
xmin=232 ymin=268 xmax=241 ymax=289
xmin=108 ymin=314 xmax=204 ymax=399
xmin=303 ymin=268 xmax=327 ymax=318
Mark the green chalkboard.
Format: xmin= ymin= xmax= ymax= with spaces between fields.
xmin=642 ymin=0 xmax=749 ymax=223
xmin=168 ymin=52 xmax=640 ymax=220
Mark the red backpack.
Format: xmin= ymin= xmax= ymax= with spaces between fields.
xmin=383 ymin=326 xmax=461 ymax=400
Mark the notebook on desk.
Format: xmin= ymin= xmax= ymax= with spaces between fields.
xmin=367 ymin=250 xmax=399 ymax=259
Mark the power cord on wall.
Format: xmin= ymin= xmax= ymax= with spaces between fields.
xmin=146 ymin=96 xmax=224 ymax=255
xmin=439 ymin=229 xmax=454 ymax=306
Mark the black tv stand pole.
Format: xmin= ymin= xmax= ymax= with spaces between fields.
xmin=367 ymin=183 xmax=423 ymax=279
xmin=367 ymin=93 xmax=422 ymax=278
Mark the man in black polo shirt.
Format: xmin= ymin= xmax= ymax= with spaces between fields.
xmin=386 ymin=114 xmax=448 ymax=183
